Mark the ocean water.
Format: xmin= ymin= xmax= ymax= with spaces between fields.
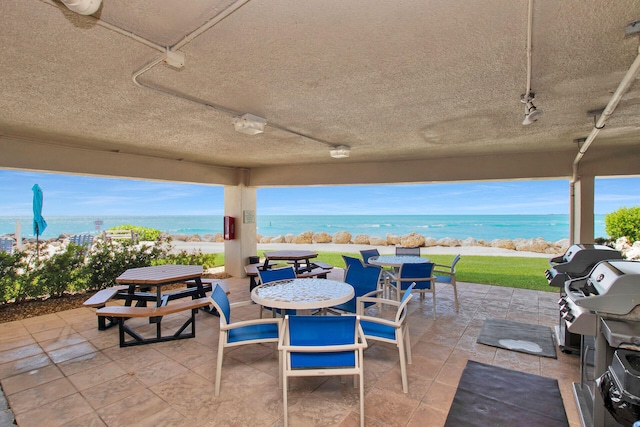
xmin=0 ymin=214 xmax=607 ymax=242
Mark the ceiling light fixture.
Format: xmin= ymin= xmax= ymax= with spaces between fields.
xmin=232 ymin=113 xmax=267 ymax=135
xmin=520 ymin=0 xmax=543 ymax=126
xmin=329 ymin=145 xmax=350 ymax=158
xmin=521 ymin=93 xmax=543 ymax=125
xmin=60 ymin=0 xmax=102 ymax=15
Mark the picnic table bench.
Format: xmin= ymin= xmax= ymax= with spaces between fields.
xmin=96 ymin=297 xmax=212 ymax=347
xmin=103 ymin=229 xmax=136 ymax=241
xmin=84 ymin=280 xmax=223 ymax=330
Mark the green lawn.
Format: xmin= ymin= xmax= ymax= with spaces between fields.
xmin=258 ymin=251 xmax=552 ymax=292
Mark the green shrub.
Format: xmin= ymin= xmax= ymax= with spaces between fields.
xmin=0 ymin=251 xmax=26 ymax=304
xmin=161 ymin=250 xmax=222 ymax=269
xmin=9 ymin=249 xmax=45 ymax=304
xmin=83 ymin=239 xmax=171 ymax=290
xmin=605 ymin=206 xmax=640 ymax=241
xmin=109 ymin=224 xmax=162 ymax=241
xmin=37 ymin=244 xmax=87 ymax=297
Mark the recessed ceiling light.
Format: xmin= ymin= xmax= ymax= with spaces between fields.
xmin=330 ymin=145 xmax=351 ymax=158
xmin=232 ymin=114 xmax=267 ymax=135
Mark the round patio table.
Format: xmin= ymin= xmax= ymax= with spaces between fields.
xmin=251 ymin=278 xmax=354 ymax=315
xmin=368 ymin=255 xmax=430 ymax=268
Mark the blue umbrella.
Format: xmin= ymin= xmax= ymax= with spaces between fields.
xmin=32 ymin=184 xmax=47 ymax=240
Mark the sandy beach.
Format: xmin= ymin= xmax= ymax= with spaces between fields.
xmin=170 ymin=241 xmax=555 ymax=258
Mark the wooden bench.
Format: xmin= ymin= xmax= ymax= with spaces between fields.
xmin=83 ymin=285 xmax=129 ymax=330
xmin=286 ymin=260 xmax=334 ymax=270
xmin=313 ymin=261 xmax=334 ymax=270
xmin=96 ymin=297 xmax=212 ymax=347
xmin=296 ymin=267 xmax=331 ymax=279
xmin=103 ymin=229 xmax=136 ymax=241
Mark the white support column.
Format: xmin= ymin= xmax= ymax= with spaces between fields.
xmin=570 ymin=175 xmax=595 ymax=244
xmin=223 ymin=171 xmax=257 ymax=278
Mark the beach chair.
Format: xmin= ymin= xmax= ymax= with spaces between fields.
xmin=396 ymin=246 xmax=420 ymax=256
xmin=279 ymin=315 xmax=367 ymax=427
xmin=357 ymin=283 xmax=415 ymax=393
xmin=209 ymin=284 xmax=281 ymax=397
xmin=389 ymin=262 xmax=437 ymax=318
xmin=434 ymin=255 xmax=461 ymax=312
xmin=0 ymin=238 xmax=14 ymax=254
xmin=257 ymin=266 xmax=297 ymax=318
xmin=360 ymin=248 xmax=380 ymax=266
xmin=330 ymin=257 xmax=382 ymax=313
xmin=69 ymin=234 xmax=94 ymax=248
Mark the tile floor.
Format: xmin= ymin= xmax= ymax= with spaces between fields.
xmin=0 ymin=269 xmax=581 ymax=426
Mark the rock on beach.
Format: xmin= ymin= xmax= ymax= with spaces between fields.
xmin=248 ymin=230 xmax=571 ymax=255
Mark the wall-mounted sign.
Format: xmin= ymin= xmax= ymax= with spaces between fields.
xmin=243 ymin=210 xmax=256 ymax=224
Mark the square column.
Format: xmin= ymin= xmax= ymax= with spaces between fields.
xmin=570 ymin=175 xmax=595 ymax=244
xmin=223 ymin=181 xmax=257 ymax=278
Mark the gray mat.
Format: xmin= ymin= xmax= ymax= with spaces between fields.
xmin=477 ymin=318 xmax=557 ymax=359
xmin=444 ymin=360 xmax=568 ymax=427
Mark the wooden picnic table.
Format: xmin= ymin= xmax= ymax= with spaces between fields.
xmin=263 ymin=250 xmax=319 ymax=274
xmin=116 ymin=264 xmax=216 ymax=317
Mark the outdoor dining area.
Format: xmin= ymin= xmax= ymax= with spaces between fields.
xmin=0 ymin=251 xmax=581 ymax=427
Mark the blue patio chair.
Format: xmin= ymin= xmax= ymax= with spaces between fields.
xmin=0 ymin=238 xmax=14 ymax=254
xmin=257 ymin=266 xmax=297 ymax=318
xmin=359 ymin=248 xmax=380 ymax=266
xmin=434 ymin=254 xmax=461 ymax=312
xmin=389 ymin=262 xmax=437 ymax=319
xmin=331 ymin=257 xmax=382 ymax=313
xmin=209 ymin=284 xmax=282 ymax=397
xmin=357 ymin=283 xmax=415 ymax=393
xmin=342 ymin=254 xmax=364 ymax=279
xmin=395 ymin=246 xmax=420 ymax=256
xmin=279 ymin=315 xmax=367 ymax=427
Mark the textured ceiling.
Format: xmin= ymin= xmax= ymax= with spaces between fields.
xmin=1 ymin=0 xmax=640 ymax=184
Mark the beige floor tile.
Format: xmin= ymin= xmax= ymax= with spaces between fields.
xmin=364 ymin=387 xmax=419 ymax=427
xmin=46 ymin=341 xmax=98 ymax=364
xmin=20 ymin=314 xmax=68 ymax=334
xmin=406 ymin=403 xmax=448 ymax=427
xmin=286 ymin=393 xmax=353 ymax=427
xmin=67 ymin=360 xmax=128 ymax=391
xmin=0 ymin=352 xmax=52 ymax=380
xmin=13 ymin=393 xmax=94 ymax=427
xmin=0 ymin=343 xmax=44 ymax=365
xmin=38 ymin=331 xmax=87 ymax=352
xmin=56 ymin=350 xmax=112 ymax=376
xmin=0 ymin=363 xmax=63 ymax=395
xmin=131 ymin=357 xmax=190 ymax=387
xmin=81 ymin=373 xmax=147 ymax=409
xmin=7 ymin=376 xmax=77 ymax=414
xmin=0 ymin=335 xmax=36 ymax=353
xmin=95 ymin=388 xmax=177 ymax=427
xmin=63 ymin=411 xmax=107 ymax=427
xmin=31 ymin=324 xmax=77 ymax=344
xmin=421 ymin=380 xmax=457 ymax=413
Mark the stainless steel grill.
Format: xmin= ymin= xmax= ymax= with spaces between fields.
xmin=546 ymin=244 xmax=622 ymax=288
xmin=566 ymin=260 xmax=640 ymax=427
xmin=550 ymin=244 xmax=622 ymax=353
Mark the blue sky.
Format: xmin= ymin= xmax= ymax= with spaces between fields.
xmin=1 ymin=169 xmax=639 ymax=216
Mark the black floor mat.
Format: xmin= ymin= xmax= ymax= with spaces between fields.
xmin=477 ymin=318 xmax=557 ymax=358
xmin=444 ymin=360 xmax=569 ymax=427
